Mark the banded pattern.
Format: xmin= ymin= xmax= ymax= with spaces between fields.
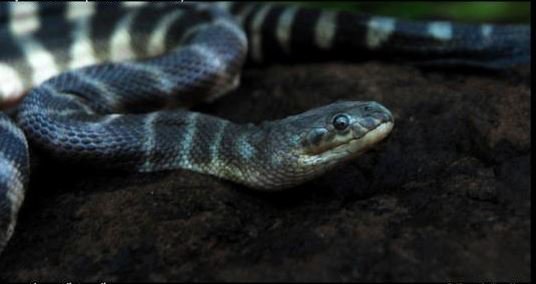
xmin=0 ymin=2 xmax=530 ymax=256
xmin=0 ymin=113 xmax=29 ymax=251
xmin=1 ymin=2 xmax=531 ymax=106
xmin=219 ymin=3 xmax=530 ymax=67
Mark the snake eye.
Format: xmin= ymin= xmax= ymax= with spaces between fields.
xmin=332 ymin=114 xmax=350 ymax=130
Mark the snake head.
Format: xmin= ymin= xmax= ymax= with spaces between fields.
xmin=256 ymin=101 xmax=394 ymax=189
xmin=299 ymin=100 xmax=394 ymax=163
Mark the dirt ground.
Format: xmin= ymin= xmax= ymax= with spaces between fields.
xmin=0 ymin=62 xmax=530 ymax=282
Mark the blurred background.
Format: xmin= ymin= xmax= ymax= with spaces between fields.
xmin=292 ymin=1 xmax=530 ymax=24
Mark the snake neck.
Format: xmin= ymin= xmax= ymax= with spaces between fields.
xmin=210 ymin=119 xmax=325 ymax=191
xmin=162 ymin=115 xmax=306 ymax=190
xmin=184 ymin=118 xmax=299 ymax=190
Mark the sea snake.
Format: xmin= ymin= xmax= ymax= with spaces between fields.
xmin=0 ymin=2 xmax=530 ymax=255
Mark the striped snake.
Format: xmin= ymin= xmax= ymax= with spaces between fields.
xmin=0 ymin=2 xmax=530 ymax=255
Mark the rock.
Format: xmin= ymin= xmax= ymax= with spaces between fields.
xmin=0 ymin=62 xmax=530 ymax=281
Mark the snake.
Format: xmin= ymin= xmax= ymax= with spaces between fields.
xmin=0 ymin=2 xmax=530 ymax=255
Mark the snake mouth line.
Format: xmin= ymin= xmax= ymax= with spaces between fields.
xmin=347 ymin=121 xmax=394 ymax=153
xmin=331 ymin=121 xmax=394 ymax=159
xmin=301 ymin=121 xmax=394 ymax=166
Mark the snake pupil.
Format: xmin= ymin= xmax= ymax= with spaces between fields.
xmin=333 ymin=114 xmax=350 ymax=130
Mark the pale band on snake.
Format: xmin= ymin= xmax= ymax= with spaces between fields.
xmin=0 ymin=2 xmax=530 ymax=255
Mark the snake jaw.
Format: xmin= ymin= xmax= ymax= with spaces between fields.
xmin=299 ymin=120 xmax=394 ymax=167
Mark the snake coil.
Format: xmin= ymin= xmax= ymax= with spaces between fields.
xmin=0 ymin=2 xmax=530 ymax=255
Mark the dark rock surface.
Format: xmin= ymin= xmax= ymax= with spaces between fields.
xmin=0 ymin=62 xmax=530 ymax=282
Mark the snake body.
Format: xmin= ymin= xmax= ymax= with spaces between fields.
xmin=0 ymin=2 xmax=530 ymax=254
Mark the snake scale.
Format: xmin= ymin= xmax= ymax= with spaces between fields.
xmin=0 ymin=2 xmax=530 ymax=255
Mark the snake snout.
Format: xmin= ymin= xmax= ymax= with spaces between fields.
xmin=363 ymin=101 xmax=394 ymax=125
xmin=352 ymin=101 xmax=394 ymax=134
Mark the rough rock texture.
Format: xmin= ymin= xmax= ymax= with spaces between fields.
xmin=0 ymin=62 xmax=530 ymax=282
